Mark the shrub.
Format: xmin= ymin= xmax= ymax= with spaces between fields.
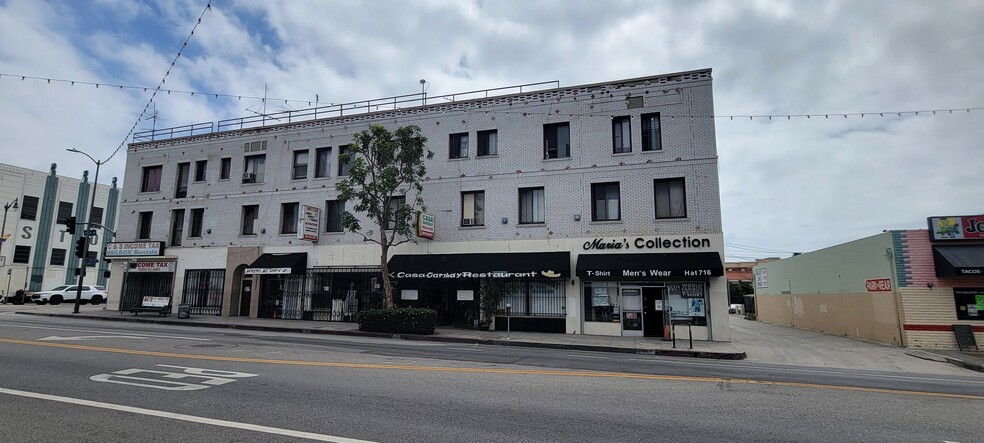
xmin=357 ymin=308 xmax=437 ymax=335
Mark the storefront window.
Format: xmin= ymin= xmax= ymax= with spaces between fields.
xmin=667 ymin=282 xmax=707 ymax=326
xmin=954 ymin=288 xmax=984 ymax=321
xmin=498 ymin=279 xmax=564 ymax=316
xmin=583 ymin=282 xmax=619 ymax=323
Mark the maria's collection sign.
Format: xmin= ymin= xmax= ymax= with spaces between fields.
xmin=582 ymin=236 xmax=712 ymax=251
xmin=929 ymin=215 xmax=984 ymax=241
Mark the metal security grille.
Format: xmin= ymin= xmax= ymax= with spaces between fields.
xmin=120 ymin=273 xmax=174 ymax=312
xmin=292 ymin=269 xmax=383 ymax=322
xmin=498 ymin=278 xmax=565 ymax=317
xmin=182 ymin=269 xmax=225 ymax=315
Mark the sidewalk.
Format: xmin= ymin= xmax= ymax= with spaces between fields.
xmin=5 ymin=304 xmax=745 ymax=360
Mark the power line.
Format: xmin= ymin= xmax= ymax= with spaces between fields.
xmin=103 ymin=1 xmax=213 ymax=165
xmin=3 ymin=69 xmax=982 ymax=124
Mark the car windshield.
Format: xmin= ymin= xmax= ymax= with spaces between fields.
xmin=45 ymin=286 xmax=70 ymax=292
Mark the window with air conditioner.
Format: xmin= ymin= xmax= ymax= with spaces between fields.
xmin=243 ymin=154 xmax=265 ymax=183
xmin=461 ymin=191 xmax=484 ymax=227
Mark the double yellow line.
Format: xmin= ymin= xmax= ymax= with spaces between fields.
xmin=2 ymin=337 xmax=981 ymax=400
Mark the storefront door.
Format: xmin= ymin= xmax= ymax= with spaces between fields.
xmin=620 ymin=286 xmax=643 ymax=336
xmin=642 ymin=287 xmax=667 ymax=339
xmin=239 ymin=278 xmax=252 ymax=317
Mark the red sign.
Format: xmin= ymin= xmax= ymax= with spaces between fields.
xmin=865 ymin=278 xmax=892 ymax=292
xmin=928 ymin=215 xmax=984 ymax=241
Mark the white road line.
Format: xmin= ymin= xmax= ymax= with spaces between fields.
xmin=0 ymin=323 xmax=211 ymax=341
xmin=445 ymin=347 xmax=485 ymax=352
xmin=626 ymin=358 xmax=984 ymax=384
xmin=568 ymin=354 xmax=611 ymax=359
xmin=0 ymin=387 xmax=375 ymax=443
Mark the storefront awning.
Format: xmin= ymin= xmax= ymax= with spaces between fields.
xmin=576 ymin=252 xmax=724 ymax=279
xmin=245 ymin=253 xmax=307 ymax=275
xmin=388 ymin=252 xmax=570 ymax=279
xmin=933 ymin=245 xmax=984 ymax=276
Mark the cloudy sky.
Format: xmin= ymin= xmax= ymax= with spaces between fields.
xmin=0 ymin=0 xmax=980 ymax=260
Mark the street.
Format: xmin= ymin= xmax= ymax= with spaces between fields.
xmin=1 ymin=312 xmax=982 ymax=442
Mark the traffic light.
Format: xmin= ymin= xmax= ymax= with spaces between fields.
xmin=66 ymin=216 xmax=76 ymax=235
xmin=74 ymin=236 xmax=87 ymax=258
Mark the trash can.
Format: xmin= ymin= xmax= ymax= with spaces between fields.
xmin=177 ymin=304 xmax=191 ymax=319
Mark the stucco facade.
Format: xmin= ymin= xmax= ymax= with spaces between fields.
xmin=754 ymin=223 xmax=984 ymax=349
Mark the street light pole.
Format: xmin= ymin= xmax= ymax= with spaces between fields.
xmin=67 ymin=148 xmax=105 ymax=314
xmin=1 ymin=198 xmax=18 ymax=303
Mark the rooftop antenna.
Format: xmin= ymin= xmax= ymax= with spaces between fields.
xmin=142 ymin=103 xmax=166 ymax=132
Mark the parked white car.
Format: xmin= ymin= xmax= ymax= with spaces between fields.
xmin=32 ymin=285 xmax=107 ymax=305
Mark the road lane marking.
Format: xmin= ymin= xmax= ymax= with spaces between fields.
xmin=0 ymin=323 xmax=210 ymax=340
xmin=0 ymin=387 xmax=374 ymax=442
xmin=91 ymin=365 xmax=260 ymax=390
xmin=41 ymin=335 xmax=148 ymax=341
xmin=567 ymin=354 xmax=611 ymax=359
xmin=625 ymin=358 xmax=984 ymax=384
xmin=0 ymin=337 xmax=981 ymax=401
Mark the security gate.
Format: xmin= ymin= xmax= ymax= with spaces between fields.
xmin=120 ymin=272 xmax=174 ymax=312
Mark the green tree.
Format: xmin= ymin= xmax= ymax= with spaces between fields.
xmin=336 ymin=124 xmax=433 ymax=310
xmin=728 ymin=281 xmax=754 ymax=305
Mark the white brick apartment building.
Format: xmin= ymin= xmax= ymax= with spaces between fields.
xmin=0 ymin=163 xmax=120 ymax=297
xmin=106 ymin=68 xmax=728 ymax=340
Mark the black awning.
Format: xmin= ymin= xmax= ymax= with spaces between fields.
xmin=388 ymin=252 xmax=570 ymax=279
xmin=245 ymin=252 xmax=307 ymax=275
xmin=934 ymin=245 xmax=984 ymax=276
xmin=576 ymin=252 xmax=723 ymax=279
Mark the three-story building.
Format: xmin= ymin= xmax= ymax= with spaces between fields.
xmin=106 ymin=69 xmax=728 ymax=340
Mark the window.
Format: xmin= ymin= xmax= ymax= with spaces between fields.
xmin=591 ymin=182 xmax=621 ymax=221
xmin=386 ymin=196 xmax=405 ymax=230
xmin=449 ymin=133 xmax=468 ymax=159
xmin=194 ymin=160 xmax=207 ymax=182
xmin=57 ymin=202 xmax=73 ymax=225
xmin=183 ymin=269 xmax=226 ymax=312
xmin=20 ymin=196 xmax=38 ymax=220
xmin=170 ymin=209 xmax=185 ymax=246
xmin=220 ymin=158 xmax=231 ymax=180
xmin=189 ymin=208 xmax=204 ymax=238
xmin=85 ymin=251 xmax=97 ymax=267
xmin=315 ymin=147 xmax=331 ymax=178
xmin=642 ymin=113 xmax=662 ymax=151
xmin=292 ymin=150 xmax=309 ymax=180
xmin=497 ymin=279 xmax=565 ymax=317
xmin=612 ymin=116 xmax=631 ymax=153
xmin=13 ymin=245 xmax=30 ymax=264
xmin=281 ymin=203 xmax=299 ymax=234
xmin=954 ymin=288 xmax=984 ymax=320
xmin=325 ymin=200 xmax=344 ymax=232
xmin=518 ymin=187 xmax=545 ymax=224
xmin=543 ymin=122 xmax=570 ymax=159
xmin=584 ymin=282 xmax=619 ymax=323
xmin=50 ymin=248 xmax=66 ymax=266
xmin=241 ymin=205 xmax=259 ymax=235
xmin=478 ymin=130 xmax=498 ymax=156
xmin=654 ymin=178 xmax=687 ymax=219
xmin=89 ymin=207 xmax=103 ymax=226
xmin=244 ymin=154 xmax=266 ymax=183
xmin=141 ymin=166 xmax=162 ymax=192
xmin=338 ymin=145 xmax=352 ymax=176
xmin=461 ymin=191 xmax=485 ymax=226
xmin=137 ymin=212 xmax=153 ymax=240
xmin=175 ymin=162 xmax=190 ymax=198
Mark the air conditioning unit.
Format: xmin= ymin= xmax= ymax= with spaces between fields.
xmin=242 ymin=172 xmax=256 ymax=183
xmin=462 ymin=218 xmax=474 ymax=226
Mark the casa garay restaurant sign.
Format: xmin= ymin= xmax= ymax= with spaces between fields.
xmin=929 ymin=215 xmax=984 ymax=241
xmin=388 ymin=252 xmax=570 ymax=279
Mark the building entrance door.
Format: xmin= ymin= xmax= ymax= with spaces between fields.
xmin=239 ymin=278 xmax=252 ymax=316
xmin=620 ymin=286 xmax=643 ymax=337
xmin=642 ymin=287 xmax=667 ymax=339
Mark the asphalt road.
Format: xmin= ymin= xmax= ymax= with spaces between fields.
xmin=1 ymin=313 xmax=981 ymax=442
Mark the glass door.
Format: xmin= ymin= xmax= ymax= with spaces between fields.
xmin=620 ymin=286 xmax=643 ymax=336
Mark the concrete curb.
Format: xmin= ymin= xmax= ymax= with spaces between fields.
xmin=16 ymin=311 xmax=746 ymax=360
xmin=906 ymin=349 xmax=984 ymax=373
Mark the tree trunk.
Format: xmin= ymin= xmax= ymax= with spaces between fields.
xmin=380 ymin=232 xmax=394 ymax=310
